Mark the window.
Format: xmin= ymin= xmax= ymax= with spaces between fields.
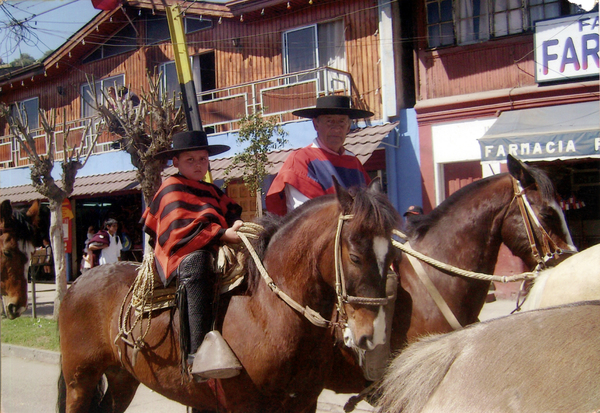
xmin=83 ymin=24 xmax=138 ymax=63
xmin=81 ymin=75 xmax=125 ymax=118
xmin=10 ymin=97 xmax=39 ymax=131
xmin=159 ymin=52 xmax=216 ymax=105
xmin=283 ymin=20 xmax=346 ymax=90
xmin=426 ymin=0 xmax=569 ymax=48
xmin=427 ymin=0 xmax=455 ymax=47
xmin=146 ymin=13 xmax=212 ymax=45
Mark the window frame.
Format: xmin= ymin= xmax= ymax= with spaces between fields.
xmin=80 ymin=74 xmax=125 ymax=118
xmin=11 ymin=97 xmax=40 ymax=132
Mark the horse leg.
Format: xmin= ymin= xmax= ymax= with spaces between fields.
xmin=98 ymin=366 xmax=140 ymax=413
xmin=60 ymin=366 xmax=106 ymax=413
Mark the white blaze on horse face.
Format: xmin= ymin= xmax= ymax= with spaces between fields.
xmin=343 ymin=306 xmax=387 ymax=350
xmin=550 ymin=200 xmax=577 ymax=252
xmin=373 ymin=236 xmax=389 ymax=278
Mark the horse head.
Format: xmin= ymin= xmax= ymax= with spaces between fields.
xmin=333 ymin=178 xmax=400 ymax=351
xmin=0 ymin=200 xmax=39 ymax=319
xmin=502 ymin=155 xmax=577 ymax=269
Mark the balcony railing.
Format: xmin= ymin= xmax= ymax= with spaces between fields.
xmin=1 ymin=67 xmax=356 ymax=170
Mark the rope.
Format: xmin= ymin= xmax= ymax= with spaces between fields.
xmin=115 ymin=252 xmax=156 ymax=365
xmin=392 ymin=229 xmax=539 ymax=283
xmin=237 ymin=223 xmax=332 ymax=328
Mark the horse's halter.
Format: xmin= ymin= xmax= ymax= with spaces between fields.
xmin=511 ymin=178 xmax=563 ymax=269
xmin=334 ymin=213 xmax=391 ymax=324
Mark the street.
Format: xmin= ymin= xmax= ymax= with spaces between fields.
xmin=1 ymin=282 xmax=516 ymax=413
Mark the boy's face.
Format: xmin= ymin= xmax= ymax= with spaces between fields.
xmin=173 ymin=149 xmax=210 ymax=181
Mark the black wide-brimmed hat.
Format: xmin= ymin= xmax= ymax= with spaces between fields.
xmin=156 ymin=130 xmax=230 ymax=159
xmin=292 ymin=95 xmax=374 ymax=119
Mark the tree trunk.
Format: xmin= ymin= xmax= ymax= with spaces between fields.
xmin=256 ymin=188 xmax=263 ymax=218
xmin=48 ymin=198 xmax=66 ymax=321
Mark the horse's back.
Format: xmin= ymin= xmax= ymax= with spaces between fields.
xmin=378 ymin=302 xmax=600 ymax=413
xmin=523 ymin=244 xmax=600 ymax=310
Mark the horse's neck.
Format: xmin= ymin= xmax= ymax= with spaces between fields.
xmin=417 ymin=180 xmax=512 ymax=274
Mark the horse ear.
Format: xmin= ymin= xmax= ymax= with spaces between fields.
xmin=26 ymin=200 xmax=41 ymax=225
xmin=507 ymin=154 xmax=535 ymax=187
xmin=368 ymin=177 xmax=383 ymax=194
xmin=1 ymin=200 xmax=13 ymax=223
xmin=333 ymin=176 xmax=354 ymax=212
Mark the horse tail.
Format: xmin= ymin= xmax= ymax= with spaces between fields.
xmin=57 ymin=367 xmax=66 ymax=413
xmin=375 ymin=333 xmax=460 ymax=413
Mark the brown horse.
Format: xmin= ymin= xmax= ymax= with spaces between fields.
xmin=0 ymin=200 xmax=40 ymax=319
xmin=57 ymin=179 xmax=400 ymax=413
xmin=376 ymin=301 xmax=600 ymax=413
xmin=326 ymin=155 xmax=577 ymax=396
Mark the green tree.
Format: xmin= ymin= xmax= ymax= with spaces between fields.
xmin=224 ymin=110 xmax=288 ymax=217
xmin=10 ymin=53 xmax=36 ymax=68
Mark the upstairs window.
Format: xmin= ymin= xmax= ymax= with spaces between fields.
xmin=426 ymin=0 xmax=576 ymax=48
xmin=283 ymin=20 xmax=347 ymax=91
xmin=81 ymin=75 xmax=125 ymax=118
xmin=10 ymin=97 xmax=39 ymax=131
xmin=146 ymin=13 xmax=212 ymax=45
xmin=83 ymin=24 xmax=138 ymax=63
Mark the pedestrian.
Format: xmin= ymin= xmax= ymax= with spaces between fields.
xmin=403 ymin=205 xmax=423 ymax=227
xmin=42 ymin=238 xmax=53 ymax=274
xmin=80 ymin=225 xmax=96 ymax=273
xmin=265 ymin=95 xmax=374 ymax=215
xmin=88 ymin=219 xmax=122 ymax=265
xmin=142 ymin=130 xmax=243 ymax=380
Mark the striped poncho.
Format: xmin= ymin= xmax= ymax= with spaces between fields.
xmin=142 ymin=174 xmax=242 ymax=286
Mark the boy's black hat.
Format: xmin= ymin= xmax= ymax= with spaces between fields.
xmin=292 ymin=95 xmax=374 ymax=119
xmin=156 ymin=131 xmax=230 ymax=159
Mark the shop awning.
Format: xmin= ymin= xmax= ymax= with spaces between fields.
xmin=478 ymin=101 xmax=600 ymax=162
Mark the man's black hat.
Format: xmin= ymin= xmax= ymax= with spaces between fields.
xmin=292 ymin=95 xmax=374 ymax=119
xmin=156 ymin=131 xmax=230 ymax=159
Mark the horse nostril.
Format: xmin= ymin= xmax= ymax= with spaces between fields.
xmin=357 ymin=334 xmax=374 ymax=350
xmin=7 ymin=303 xmax=20 ymax=320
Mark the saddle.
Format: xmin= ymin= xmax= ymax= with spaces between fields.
xmin=131 ymin=244 xmax=246 ymax=316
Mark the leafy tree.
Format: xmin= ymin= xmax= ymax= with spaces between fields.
xmin=0 ymin=103 xmax=101 ymax=319
xmin=10 ymin=53 xmax=36 ymax=68
xmin=224 ymin=110 xmax=288 ymax=217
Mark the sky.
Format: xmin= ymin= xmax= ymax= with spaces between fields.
xmin=0 ymin=0 xmax=100 ymax=64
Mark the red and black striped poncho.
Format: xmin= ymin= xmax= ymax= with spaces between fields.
xmin=142 ymin=174 xmax=242 ymax=286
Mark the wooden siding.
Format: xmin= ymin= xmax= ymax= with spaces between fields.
xmin=417 ymin=35 xmax=536 ymax=101
xmin=1 ymin=0 xmax=383 ymax=168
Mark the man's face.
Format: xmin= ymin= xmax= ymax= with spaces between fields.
xmin=313 ymin=115 xmax=351 ymax=154
xmin=107 ymin=223 xmax=118 ymax=235
xmin=173 ymin=149 xmax=210 ymax=181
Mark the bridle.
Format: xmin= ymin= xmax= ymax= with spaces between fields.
xmin=511 ymin=178 xmax=565 ymax=270
xmin=237 ymin=213 xmax=392 ymax=329
xmin=334 ymin=213 xmax=391 ymax=324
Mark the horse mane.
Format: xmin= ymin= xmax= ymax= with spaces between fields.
xmin=7 ymin=207 xmax=36 ymax=243
xmin=243 ymin=196 xmax=334 ymax=294
xmin=406 ymin=165 xmax=555 ymax=241
xmin=346 ymin=185 xmax=399 ymax=236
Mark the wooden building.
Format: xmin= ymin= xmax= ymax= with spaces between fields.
xmin=0 ymin=0 xmax=408 ymax=279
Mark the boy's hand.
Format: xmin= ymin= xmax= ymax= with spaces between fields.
xmin=222 ymin=220 xmax=243 ymax=244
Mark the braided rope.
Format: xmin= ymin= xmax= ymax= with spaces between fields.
xmin=115 ymin=252 xmax=156 ymax=365
xmin=392 ymin=229 xmax=539 ymax=283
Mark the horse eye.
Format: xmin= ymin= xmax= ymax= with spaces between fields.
xmin=3 ymin=250 xmax=12 ymax=258
xmin=349 ymin=254 xmax=361 ymax=265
